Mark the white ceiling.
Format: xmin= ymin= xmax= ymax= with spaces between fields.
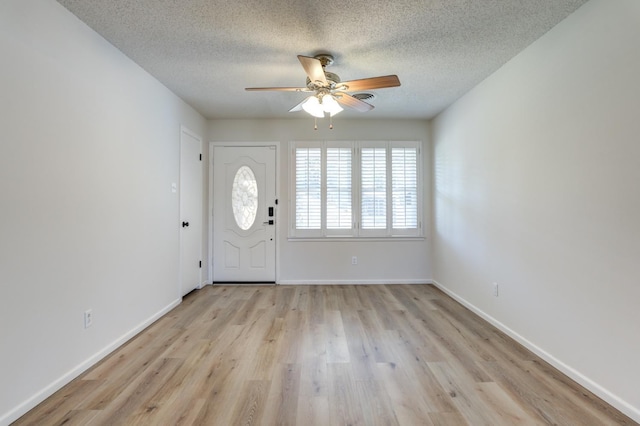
xmin=57 ymin=0 xmax=588 ymax=120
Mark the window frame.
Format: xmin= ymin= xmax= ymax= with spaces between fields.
xmin=289 ymin=140 xmax=423 ymax=240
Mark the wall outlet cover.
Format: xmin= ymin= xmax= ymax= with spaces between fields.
xmin=84 ymin=309 xmax=93 ymax=328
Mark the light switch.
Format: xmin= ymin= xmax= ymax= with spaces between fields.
xmin=171 ymin=182 xmax=177 ymax=193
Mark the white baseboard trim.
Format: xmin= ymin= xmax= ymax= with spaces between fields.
xmin=277 ymin=279 xmax=433 ymax=285
xmin=1 ymin=298 xmax=182 ymax=426
xmin=198 ymin=280 xmax=212 ymax=289
xmin=431 ymin=280 xmax=640 ymax=423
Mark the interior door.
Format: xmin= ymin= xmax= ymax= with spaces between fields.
xmin=212 ymin=145 xmax=276 ymax=282
xmin=179 ymin=127 xmax=202 ymax=295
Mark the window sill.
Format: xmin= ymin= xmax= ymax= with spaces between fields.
xmin=287 ymin=236 xmax=425 ymax=242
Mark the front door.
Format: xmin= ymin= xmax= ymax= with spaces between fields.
xmin=212 ymin=145 xmax=276 ymax=282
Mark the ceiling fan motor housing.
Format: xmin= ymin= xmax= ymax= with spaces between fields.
xmin=306 ymin=71 xmax=341 ymax=90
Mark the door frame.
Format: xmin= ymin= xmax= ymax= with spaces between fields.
xmin=208 ymin=141 xmax=280 ymax=284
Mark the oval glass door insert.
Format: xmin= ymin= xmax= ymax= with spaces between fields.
xmin=232 ymin=166 xmax=258 ymax=230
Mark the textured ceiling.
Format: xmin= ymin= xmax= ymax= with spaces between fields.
xmin=57 ymin=0 xmax=588 ymax=120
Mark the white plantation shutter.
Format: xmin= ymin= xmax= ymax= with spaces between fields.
xmin=295 ymin=147 xmax=321 ymax=229
xmin=326 ymin=147 xmax=352 ymax=229
xmin=290 ymin=141 xmax=422 ymax=238
xmin=392 ymin=147 xmax=418 ymax=229
xmin=361 ymin=147 xmax=387 ymax=229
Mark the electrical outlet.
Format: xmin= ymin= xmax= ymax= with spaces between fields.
xmin=84 ymin=309 xmax=93 ymax=328
xmin=492 ymin=283 xmax=499 ymax=297
xmin=352 ymin=256 xmax=358 ymax=265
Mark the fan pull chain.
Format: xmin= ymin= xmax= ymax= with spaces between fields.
xmin=329 ymin=116 xmax=333 ymax=130
xmin=314 ymin=117 xmax=318 ymax=130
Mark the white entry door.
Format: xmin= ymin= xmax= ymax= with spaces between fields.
xmin=212 ymin=145 xmax=276 ymax=282
xmin=179 ymin=127 xmax=202 ymax=295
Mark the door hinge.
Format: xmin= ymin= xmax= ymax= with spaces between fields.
xmin=199 ymin=260 xmax=202 ymax=268
xmin=199 ymin=153 xmax=202 ymax=161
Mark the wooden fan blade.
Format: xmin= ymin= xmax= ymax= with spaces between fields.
xmin=339 ymin=75 xmax=400 ymax=92
xmin=336 ymin=93 xmax=374 ymax=112
xmin=298 ymin=55 xmax=328 ymax=86
xmin=245 ymin=87 xmax=309 ymax=92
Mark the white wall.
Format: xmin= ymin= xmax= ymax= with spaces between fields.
xmin=431 ymin=0 xmax=640 ymax=421
xmin=208 ymin=119 xmax=432 ymax=284
xmin=0 ymin=1 xmax=206 ymax=423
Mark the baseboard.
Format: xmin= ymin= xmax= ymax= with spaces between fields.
xmin=1 ymin=298 xmax=182 ymax=426
xmin=198 ymin=280 xmax=212 ymax=289
xmin=277 ymin=279 xmax=433 ymax=285
xmin=431 ymin=280 xmax=640 ymax=423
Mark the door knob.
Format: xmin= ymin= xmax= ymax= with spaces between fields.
xmin=182 ymin=221 xmax=189 ymax=228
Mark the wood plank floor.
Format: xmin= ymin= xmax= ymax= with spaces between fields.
xmin=14 ymin=285 xmax=636 ymax=425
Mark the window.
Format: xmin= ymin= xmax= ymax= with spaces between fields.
xmin=291 ymin=140 xmax=422 ymax=238
xmin=326 ymin=146 xmax=352 ymax=230
xmin=231 ymin=166 xmax=258 ymax=230
xmin=361 ymin=145 xmax=387 ymax=233
xmin=391 ymin=147 xmax=418 ymax=231
xmin=294 ymin=147 xmax=321 ymax=229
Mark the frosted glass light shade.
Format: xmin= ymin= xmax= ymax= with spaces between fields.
xmin=322 ymin=94 xmax=343 ymax=116
xmin=302 ymin=96 xmax=324 ymax=118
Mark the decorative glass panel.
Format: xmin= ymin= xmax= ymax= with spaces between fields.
xmin=232 ymin=166 xmax=258 ymax=230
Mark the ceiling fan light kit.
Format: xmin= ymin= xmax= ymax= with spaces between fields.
xmin=302 ymin=93 xmax=343 ymax=118
xmin=245 ymin=53 xmax=400 ymax=129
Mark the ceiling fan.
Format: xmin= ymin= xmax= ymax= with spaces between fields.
xmin=245 ymin=54 xmax=401 ymax=124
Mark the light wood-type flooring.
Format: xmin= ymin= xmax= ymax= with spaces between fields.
xmin=15 ymin=285 xmax=636 ymax=425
